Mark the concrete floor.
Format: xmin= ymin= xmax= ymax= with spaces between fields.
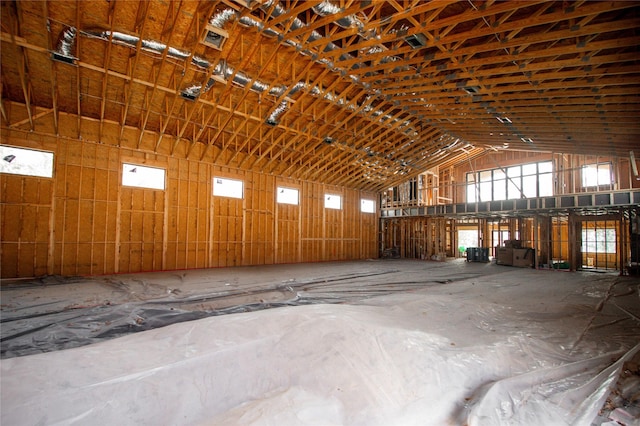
xmin=1 ymin=259 xmax=639 ymax=425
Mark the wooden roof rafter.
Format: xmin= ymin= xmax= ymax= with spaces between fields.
xmin=95 ymin=0 xmax=118 ymax=142
xmin=224 ymin=54 xmax=327 ymax=166
xmin=1 ymin=0 xmax=638 ymax=191
xmin=190 ymin=45 xmax=272 ymax=161
xmin=117 ymin=0 xmax=152 ymax=143
xmin=274 ymin=87 xmax=375 ymax=176
xmin=151 ymin=1 xmax=221 ymax=153
xmin=244 ymin=66 xmax=347 ymax=169
xmin=136 ymin=1 xmax=188 ymax=150
xmin=182 ymin=14 xmax=248 ymax=159
xmin=42 ymin=0 xmax=61 ymax=135
xmin=6 ymin=2 xmax=34 ymax=131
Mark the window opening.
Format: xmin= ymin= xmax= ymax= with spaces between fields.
xmin=277 ymin=187 xmax=299 ymax=205
xmin=0 ymin=145 xmax=54 ymax=178
xmin=325 ymin=194 xmax=341 ymax=209
xmin=582 ymin=222 xmax=617 ymax=270
xmin=122 ymin=163 xmax=165 ymax=190
xmin=466 ymin=161 xmax=552 ymax=202
xmin=457 ymin=229 xmax=479 ymax=254
xmin=582 ymin=163 xmax=612 ymax=188
xmin=213 ymin=177 xmax=243 ymax=199
xmin=361 ymin=199 xmax=375 ymax=213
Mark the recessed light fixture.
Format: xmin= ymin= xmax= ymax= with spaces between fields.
xmin=496 ymin=116 xmax=512 ymax=124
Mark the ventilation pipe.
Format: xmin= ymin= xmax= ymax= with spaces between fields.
xmin=86 ymin=30 xmax=211 ymax=70
xmin=202 ymin=2 xmax=415 ymax=127
xmin=81 ymin=3 xmax=418 ymax=138
xmin=312 ymin=1 xmax=364 ymax=32
xmin=52 ymin=26 xmax=77 ymax=64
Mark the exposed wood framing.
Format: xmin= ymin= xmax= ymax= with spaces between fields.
xmin=0 ymin=0 xmax=638 ymax=192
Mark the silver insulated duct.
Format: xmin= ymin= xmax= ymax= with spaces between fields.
xmin=52 ymin=26 xmax=77 ymax=64
xmin=80 ymin=2 xmax=418 ymax=142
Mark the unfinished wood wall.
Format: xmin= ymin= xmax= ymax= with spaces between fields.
xmin=1 ymin=131 xmax=378 ymax=278
xmin=452 ymin=151 xmax=639 ymax=204
xmin=381 ymin=217 xmax=453 ymax=260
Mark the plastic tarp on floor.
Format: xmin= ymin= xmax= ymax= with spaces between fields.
xmin=1 ymin=261 xmax=639 ymax=425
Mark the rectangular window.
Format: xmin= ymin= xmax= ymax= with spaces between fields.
xmin=493 ymin=180 xmax=507 ymax=201
xmin=466 ymin=174 xmax=477 ymax=203
xmin=582 ymin=228 xmax=616 ymax=254
xmin=582 ymin=163 xmax=612 ymax=187
xmin=479 ymin=180 xmax=492 ymax=202
xmin=507 ymin=177 xmax=522 ymax=199
xmin=465 ymin=160 xmax=553 ymax=202
xmin=522 ymin=163 xmax=537 ymax=176
xmin=493 ymin=170 xmax=506 ymax=201
xmin=0 ymin=145 xmax=54 ymax=178
xmin=361 ymin=199 xmax=375 ymax=213
xmin=277 ymin=187 xmax=299 ymax=205
xmin=122 ymin=163 xmax=165 ymax=190
xmin=213 ymin=177 xmax=243 ymax=199
xmin=324 ymin=194 xmax=341 ymax=209
xmin=538 ymin=162 xmax=553 ymax=173
xmin=507 ymin=166 xmax=521 ymax=178
xmin=522 ymin=175 xmax=537 ymax=198
xmin=538 ymin=172 xmax=553 ymax=197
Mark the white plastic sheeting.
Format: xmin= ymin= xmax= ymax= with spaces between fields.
xmin=1 ymin=261 xmax=639 ymax=425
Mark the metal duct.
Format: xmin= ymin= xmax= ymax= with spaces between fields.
xmin=81 ymin=5 xmax=417 ymax=142
xmin=52 ymin=26 xmax=77 ymax=63
xmin=312 ymin=1 xmax=364 ymax=32
xmin=181 ymin=77 xmax=217 ymax=100
xmin=55 ymin=27 xmax=77 ymax=57
xmin=206 ymin=6 xmax=370 ymax=124
xmin=86 ymin=30 xmax=213 ymax=70
xmin=209 ymin=9 xmax=237 ymax=28
xmin=266 ymin=101 xmax=289 ymax=126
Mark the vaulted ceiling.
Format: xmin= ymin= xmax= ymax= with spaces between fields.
xmin=1 ymin=0 xmax=639 ymax=191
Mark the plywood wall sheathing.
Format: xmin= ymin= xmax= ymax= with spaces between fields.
xmin=1 ymin=133 xmax=378 ymax=278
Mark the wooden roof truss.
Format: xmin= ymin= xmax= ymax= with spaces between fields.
xmin=1 ymin=0 xmax=638 ymax=191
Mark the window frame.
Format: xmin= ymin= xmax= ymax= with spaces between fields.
xmin=324 ymin=193 xmax=342 ymax=210
xmin=361 ymin=198 xmax=375 ymax=213
xmin=0 ymin=145 xmax=55 ymax=178
xmin=466 ymin=160 xmax=553 ymax=203
xmin=122 ymin=163 xmax=166 ymax=190
xmin=581 ymin=163 xmax=612 ymax=188
xmin=213 ymin=176 xmax=244 ymax=199
xmin=276 ymin=186 xmax=299 ymax=205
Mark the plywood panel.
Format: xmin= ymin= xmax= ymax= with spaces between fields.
xmin=2 ymin=136 xmax=379 ymax=278
xmin=119 ymin=185 xmax=165 ymax=273
xmin=301 ymin=181 xmax=323 ymax=262
xmin=276 ymin=203 xmax=300 ymax=263
xmin=1 ymin=163 xmax=54 ymax=277
xmin=212 ymin=193 xmax=244 ymax=267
